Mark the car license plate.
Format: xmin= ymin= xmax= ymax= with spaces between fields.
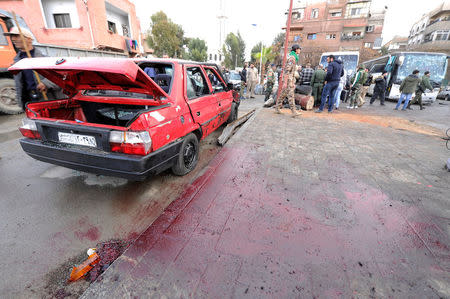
xmin=58 ymin=132 xmax=97 ymax=147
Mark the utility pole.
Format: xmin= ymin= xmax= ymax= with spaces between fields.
xmin=277 ymin=0 xmax=294 ymax=100
xmin=83 ymin=0 xmax=95 ymax=49
xmin=259 ymin=43 xmax=263 ymax=84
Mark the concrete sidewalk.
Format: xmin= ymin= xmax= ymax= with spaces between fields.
xmin=83 ymin=105 xmax=450 ymax=298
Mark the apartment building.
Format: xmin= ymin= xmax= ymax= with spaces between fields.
xmin=1 ymin=0 xmax=143 ymax=55
xmin=384 ymin=36 xmax=408 ymax=52
xmin=407 ymin=1 xmax=450 ymax=54
xmin=286 ymin=0 xmax=386 ymax=64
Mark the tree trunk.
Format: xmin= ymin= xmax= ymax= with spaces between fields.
xmin=295 ymin=94 xmax=314 ymax=110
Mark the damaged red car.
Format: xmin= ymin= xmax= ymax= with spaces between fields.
xmin=9 ymin=57 xmax=239 ymax=180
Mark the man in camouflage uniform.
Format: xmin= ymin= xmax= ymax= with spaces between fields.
xmin=347 ymin=65 xmax=365 ymax=109
xmin=310 ymin=64 xmax=326 ymax=106
xmin=359 ymin=68 xmax=371 ymax=106
xmin=265 ymin=64 xmax=276 ymax=101
xmin=275 ymin=44 xmax=301 ymax=117
xmin=407 ymin=70 xmax=433 ymax=110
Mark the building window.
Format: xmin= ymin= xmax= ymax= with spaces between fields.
xmin=108 ymin=21 xmax=117 ymax=33
xmin=311 ymin=9 xmax=319 ymax=19
xmin=294 ymin=35 xmax=301 ymax=41
xmin=53 ymin=13 xmax=72 ymax=28
xmin=326 ymin=33 xmax=336 ymax=39
xmin=214 ymin=54 xmax=217 ymax=61
xmin=41 ymin=0 xmax=79 ymax=29
xmin=435 ymin=30 xmax=450 ymax=41
xmin=345 ymin=2 xmax=369 ymax=18
xmin=209 ymin=54 xmax=212 ymax=60
xmin=307 ymin=33 xmax=317 ymax=40
xmin=366 ymin=25 xmax=374 ymax=33
xmin=122 ymin=24 xmax=130 ymax=37
xmin=364 ymin=42 xmax=372 ymax=48
xmin=330 ymin=10 xmax=342 ymax=17
xmin=351 ymin=8 xmax=362 ymax=16
xmin=293 ymin=9 xmax=304 ymax=20
xmin=106 ymin=1 xmax=131 ymax=37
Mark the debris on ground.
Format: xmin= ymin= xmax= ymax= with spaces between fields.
xmin=68 ymin=249 xmax=99 ymax=282
xmin=264 ymin=97 xmax=275 ymax=107
xmin=88 ymin=240 xmax=129 ymax=282
xmin=218 ymin=109 xmax=256 ymax=145
xmin=68 ymin=240 xmax=129 ymax=283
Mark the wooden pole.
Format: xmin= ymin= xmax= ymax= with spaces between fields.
xmin=11 ymin=11 xmax=48 ymax=100
xmin=276 ymin=0 xmax=294 ymax=100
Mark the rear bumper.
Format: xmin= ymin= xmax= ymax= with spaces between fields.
xmin=20 ymin=138 xmax=183 ymax=181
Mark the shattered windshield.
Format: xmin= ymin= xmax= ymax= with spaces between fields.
xmin=397 ymin=53 xmax=447 ymax=85
xmin=320 ymin=54 xmax=359 ymax=76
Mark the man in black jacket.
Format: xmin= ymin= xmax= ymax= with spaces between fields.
xmin=370 ymin=72 xmax=387 ymax=105
xmin=5 ymin=26 xmax=63 ymax=110
xmin=315 ymin=55 xmax=344 ymax=113
xmin=239 ymin=63 xmax=248 ymax=99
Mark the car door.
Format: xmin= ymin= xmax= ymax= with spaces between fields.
xmin=204 ymin=66 xmax=233 ymax=125
xmin=184 ymin=65 xmax=219 ymax=138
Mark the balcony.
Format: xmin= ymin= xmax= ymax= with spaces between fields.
xmin=341 ymin=34 xmax=364 ymax=41
xmin=428 ymin=16 xmax=450 ymax=26
xmin=424 ymin=19 xmax=450 ymax=35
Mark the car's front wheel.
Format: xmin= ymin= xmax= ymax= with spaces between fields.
xmin=172 ymin=133 xmax=199 ymax=176
xmin=446 ymin=95 xmax=450 ymax=101
xmin=226 ymin=102 xmax=239 ymax=124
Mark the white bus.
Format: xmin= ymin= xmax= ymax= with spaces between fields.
xmin=319 ymin=51 xmax=359 ymax=77
xmin=363 ymin=52 xmax=448 ymax=103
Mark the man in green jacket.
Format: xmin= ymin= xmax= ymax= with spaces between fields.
xmin=347 ymin=65 xmax=365 ymax=109
xmin=407 ymin=71 xmax=433 ymax=110
xmin=310 ymin=64 xmax=326 ymax=106
xmin=395 ymin=70 xmax=421 ymax=110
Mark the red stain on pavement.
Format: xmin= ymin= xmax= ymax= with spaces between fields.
xmin=74 ymin=226 xmax=100 ymax=242
xmin=84 ymin=145 xmax=450 ymax=298
xmin=74 ymin=217 xmax=101 ymax=241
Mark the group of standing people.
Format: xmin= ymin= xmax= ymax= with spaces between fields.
xmin=239 ymin=63 xmax=260 ymax=99
xmin=237 ymin=44 xmax=435 ymax=117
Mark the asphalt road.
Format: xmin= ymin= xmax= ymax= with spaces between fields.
xmin=1 ymin=95 xmax=447 ymax=297
xmin=0 ymin=98 xmax=259 ymax=298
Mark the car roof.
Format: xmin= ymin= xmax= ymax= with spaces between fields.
xmin=133 ymin=58 xmax=221 ymax=68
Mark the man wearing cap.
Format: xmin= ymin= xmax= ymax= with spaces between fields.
xmin=5 ymin=26 xmax=62 ymax=110
xmin=265 ymin=64 xmax=276 ymax=102
xmin=275 ymin=44 xmax=301 ymax=117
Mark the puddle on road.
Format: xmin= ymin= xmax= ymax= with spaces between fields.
xmin=41 ymin=166 xmax=128 ymax=187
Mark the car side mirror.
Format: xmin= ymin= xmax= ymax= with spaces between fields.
xmin=227 ymin=82 xmax=234 ymax=91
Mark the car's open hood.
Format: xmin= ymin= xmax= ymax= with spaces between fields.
xmin=8 ymin=57 xmax=169 ymax=100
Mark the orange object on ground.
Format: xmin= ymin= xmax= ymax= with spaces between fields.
xmin=68 ymin=253 xmax=100 ymax=282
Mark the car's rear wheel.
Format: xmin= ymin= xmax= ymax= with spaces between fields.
xmin=172 ymin=133 xmax=199 ymax=176
xmin=226 ymin=102 xmax=239 ymax=124
xmin=446 ymin=95 xmax=450 ymax=101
